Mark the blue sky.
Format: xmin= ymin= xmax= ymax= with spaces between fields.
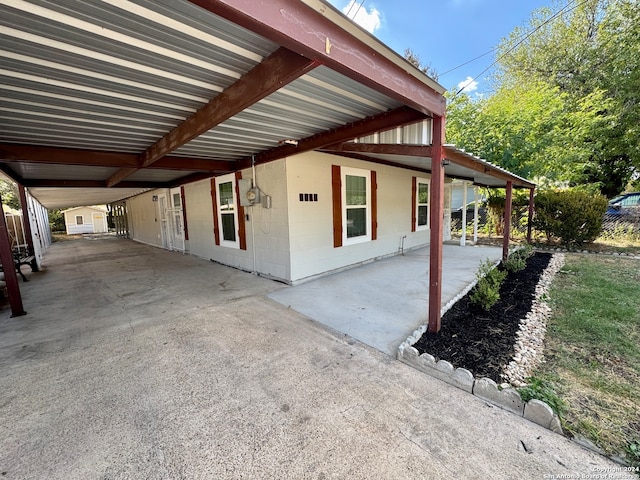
xmin=327 ymin=0 xmax=553 ymax=95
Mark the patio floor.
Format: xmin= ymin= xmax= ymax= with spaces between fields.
xmin=269 ymin=243 xmax=502 ymax=355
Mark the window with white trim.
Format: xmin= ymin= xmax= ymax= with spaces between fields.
xmin=75 ymin=215 xmax=83 ymax=225
xmin=216 ymin=173 xmax=239 ymax=248
xmin=416 ymin=177 xmax=429 ymax=230
xmin=342 ymin=167 xmax=371 ymax=245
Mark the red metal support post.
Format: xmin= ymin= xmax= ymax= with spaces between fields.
xmin=428 ymin=115 xmax=445 ymax=333
xmin=503 ymin=181 xmax=513 ymax=262
xmin=0 ymin=195 xmax=26 ymax=317
xmin=526 ymin=187 xmax=535 ymax=244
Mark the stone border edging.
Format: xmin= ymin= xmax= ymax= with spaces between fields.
xmin=397 ymin=250 xmax=564 ymax=433
xmin=397 ymin=344 xmax=562 ymax=433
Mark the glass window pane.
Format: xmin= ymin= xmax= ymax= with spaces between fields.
xmin=346 ymin=175 xmax=366 ymax=206
xmin=418 ymin=206 xmax=428 ymax=226
xmin=221 ymin=213 xmax=236 ymax=241
xmin=418 ymin=183 xmax=429 ymax=204
xmin=346 ymin=207 xmax=367 ymax=238
xmin=173 ymin=193 xmax=181 ymax=208
xmin=219 ymin=182 xmax=234 ymax=211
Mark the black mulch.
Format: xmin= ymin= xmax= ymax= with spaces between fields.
xmin=414 ymin=252 xmax=552 ymax=382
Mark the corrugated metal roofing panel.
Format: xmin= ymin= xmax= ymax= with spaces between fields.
xmin=28 ymin=187 xmax=151 ymax=210
xmin=176 ymin=66 xmax=403 ymax=159
xmin=0 ymin=0 xmax=280 ymax=157
xmin=7 ymin=162 xmax=120 ymax=181
xmin=125 ymin=169 xmax=190 ymax=183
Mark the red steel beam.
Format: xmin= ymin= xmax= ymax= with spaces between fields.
xmin=245 ymin=106 xmax=427 ymax=167
xmin=503 ymin=181 xmax=513 ymax=261
xmin=428 ymin=115 xmax=444 ymax=333
xmin=107 ymin=47 xmax=318 ymax=187
xmin=188 ymin=0 xmax=445 ymax=117
xmin=0 ymin=196 xmax=26 ymax=317
xmin=0 ymin=143 xmax=236 ymax=172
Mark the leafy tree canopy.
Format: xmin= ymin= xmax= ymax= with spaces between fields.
xmin=446 ymin=0 xmax=639 ymax=197
xmin=0 ymin=180 xmax=21 ymax=210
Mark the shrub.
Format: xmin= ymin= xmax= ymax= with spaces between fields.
xmin=504 ymin=245 xmax=534 ymax=273
xmin=533 ymin=190 xmax=607 ymax=246
xmin=470 ymin=259 xmax=507 ymax=311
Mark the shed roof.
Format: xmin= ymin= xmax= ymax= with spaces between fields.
xmin=60 ymin=205 xmax=108 ymax=214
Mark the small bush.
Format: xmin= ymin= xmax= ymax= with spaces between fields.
xmin=533 ymin=190 xmax=607 ymax=246
xmin=470 ymin=259 xmax=507 ymax=311
xmin=504 ymin=245 xmax=534 ymax=273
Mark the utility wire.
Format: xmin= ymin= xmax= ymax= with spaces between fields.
xmin=346 ymin=0 xmax=366 ymax=20
xmin=453 ymin=0 xmax=591 ymax=97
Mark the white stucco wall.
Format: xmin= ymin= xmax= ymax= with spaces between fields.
xmin=286 ymin=151 xmax=432 ymax=283
xmin=127 ymin=191 xmax=163 ymax=247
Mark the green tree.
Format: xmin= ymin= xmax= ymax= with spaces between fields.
xmin=446 ymin=82 xmax=609 ymax=183
xmin=0 ymin=180 xmax=20 ymax=210
xmin=493 ymin=0 xmax=639 ymax=197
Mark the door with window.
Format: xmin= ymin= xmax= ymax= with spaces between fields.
xmin=168 ymin=187 xmax=185 ymax=251
xmin=157 ymin=193 xmax=170 ymax=249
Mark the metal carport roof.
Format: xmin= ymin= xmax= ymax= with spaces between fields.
xmin=0 ymin=0 xmax=449 ymax=209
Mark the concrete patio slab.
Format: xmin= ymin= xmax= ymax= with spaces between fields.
xmin=269 ymin=244 xmax=502 ymax=355
xmin=0 ymin=237 xmax=632 ymax=480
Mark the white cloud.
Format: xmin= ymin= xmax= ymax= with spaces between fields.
xmin=342 ymin=1 xmax=381 ymax=34
xmin=457 ymin=76 xmax=478 ymax=93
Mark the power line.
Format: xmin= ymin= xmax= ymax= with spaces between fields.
xmin=346 ymin=0 xmax=366 ymax=19
xmin=452 ymin=0 xmax=591 ymax=97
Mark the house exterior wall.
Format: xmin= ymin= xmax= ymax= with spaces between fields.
xmin=127 ymin=192 xmax=162 ymax=246
xmin=123 ymin=153 xmax=451 ymax=285
xmin=63 ymin=207 xmax=107 ymax=235
xmin=176 ymin=159 xmax=292 ymax=282
xmin=286 ymin=151 xmax=431 ymax=284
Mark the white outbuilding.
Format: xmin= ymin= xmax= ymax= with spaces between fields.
xmin=62 ymin=206 xmax=108 ymax=235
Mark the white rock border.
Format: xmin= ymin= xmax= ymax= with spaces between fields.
xmin=397 ymin=251 xmax=565 ymax=433
xmin=501 ymin=253 xmax=565 ymax=386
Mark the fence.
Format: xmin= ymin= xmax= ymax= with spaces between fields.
xmin=450 ymin=207 xmax=640 ymax=244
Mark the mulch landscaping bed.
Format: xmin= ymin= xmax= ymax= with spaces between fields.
xmin=414 ymin=252 xmax=552 ymax=382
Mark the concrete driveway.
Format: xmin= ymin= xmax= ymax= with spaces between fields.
xmin=0 ymin=237 xmax=632 ymax=479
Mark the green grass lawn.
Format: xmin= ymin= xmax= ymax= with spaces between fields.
xmin=529 ymin=254 xmax=640 ymax=467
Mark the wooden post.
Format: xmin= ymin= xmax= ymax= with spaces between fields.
xmin=428 ymin=115 xmax=445 ymax=333
xmin=17 ymin=185 xmax=38 ymax=270
xmin=0 ymin=196 xmax=26 ymax=317
xmin=503 ymin=181 xmax=513 ymax=262
xmin=526 ymin=187 xmax=535 ymax=243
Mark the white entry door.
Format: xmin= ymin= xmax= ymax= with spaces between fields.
xmin=168 ymin=187 xmax=185 ymax=251
xmin=157 ymin=193 xmax=170 ymax=249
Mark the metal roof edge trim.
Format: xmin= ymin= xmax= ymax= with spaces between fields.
xmin=444 ymin=144 xmax=536 ymax=188
xmin=300 ymin=0 xmax=446 ymax=95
